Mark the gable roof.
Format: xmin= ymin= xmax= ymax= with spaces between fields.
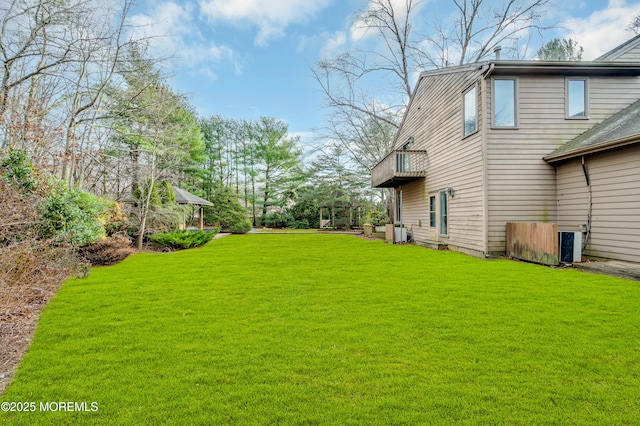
xmin=173 ymin=187 xmax=213 ymax=206
xmin=544 ymin=99 xmax=640 ymax=164
xmin=595 ymin=34 xmax=640 ymax=62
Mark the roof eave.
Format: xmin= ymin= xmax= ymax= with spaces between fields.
xmin=544 ymin=136 xmax=640 ymax=164
xmin=488 ymin=61 xmax=640 ymax=76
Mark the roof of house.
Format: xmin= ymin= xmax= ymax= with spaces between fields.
xmin=173 ymin=187 xmax=213 ymax=206
xmin=544 ymin=99 xmax=640 ymax=164
xmin=595 ymin=34 xmax=640 ymax=62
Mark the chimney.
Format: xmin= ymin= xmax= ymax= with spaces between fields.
xmin=494 ymin=46 xmax=502 ymax=60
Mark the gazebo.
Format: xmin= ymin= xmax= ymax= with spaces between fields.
xmin=173 ymin=187 xmax=213 ymax=230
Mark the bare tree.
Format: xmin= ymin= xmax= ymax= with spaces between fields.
xmin=59 ymin=0 xmax=139 ymax=186
xmin=628 ymin=12 xmax=640 ymax=34
xmin=422 ymin=0 xmax=552 ymax=67
xmin=314 ymin=0 xmax=552 ymax=172
xmin=0 ymin=0 xmax=79 ymax=149
xmin=313 ymin=0 xmax=420 ymax=141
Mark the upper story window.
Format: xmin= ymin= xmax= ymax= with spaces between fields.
xmin=493 ymin=78 xmax=516 ymax=127
xmin=463 ymin=86 xmax=477 ymax=137
xmin=567 ymin=78 xmax=588 ymax=119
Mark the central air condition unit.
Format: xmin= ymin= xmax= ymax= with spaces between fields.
xmin=559 ymin=231 xmax=582 ymax=263
xmin=394 ymin=225 xmax=407 ymax=243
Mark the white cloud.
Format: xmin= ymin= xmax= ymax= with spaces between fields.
xmin=320 ymin=31 xmax=347 ymax=58
xmin=199 ymin=0 xmax=331 ymax=46
xmin=565 ymin=0 xmax=640 ymax=60
xmin=129 ymin=1 xmax=239 ymax=78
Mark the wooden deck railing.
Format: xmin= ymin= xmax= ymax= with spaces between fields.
xmin=371 ymin=150 xmax=427 ymax=188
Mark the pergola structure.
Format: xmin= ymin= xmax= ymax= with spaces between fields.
xmin=173 ymin=187 xmax=213 ymax=230
xmin=319 ymin=202 xmax=362 ymax=230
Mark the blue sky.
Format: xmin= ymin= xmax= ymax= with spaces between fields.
xmin=130 ymin=0 xmax=640 ymax=147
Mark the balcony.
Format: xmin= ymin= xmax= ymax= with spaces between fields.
xmin=371 ymin=150 xmax=427 ymax=188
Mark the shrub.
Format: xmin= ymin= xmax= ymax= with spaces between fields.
xmin=263 ymin=212 xmax=293 ymax=228
xmin=102 ymin=199 xmax=126 ymax=236
xmin=228 ymin=217 xmax=252 ymax=234
xmin=287 ymin=219 xmax=310 ymax=229
xmin=204 ymin=186 xmax=252 ymax=234
xmin=0 ymin=149 xmax=38 ymax=192
xmin=39 ymin=188 xmax=109 ymax=247
xmin=79 ymin=235 xmax=135 ymax=266
xmin=364 ymin=210 xmax=388 ymax=226
xmin=148 ymin=230 xmax=216 ymax=250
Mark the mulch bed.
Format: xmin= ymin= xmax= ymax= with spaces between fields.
xmin=0 ymin=286 xmax=57 ymax=394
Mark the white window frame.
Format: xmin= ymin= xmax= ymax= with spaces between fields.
xmin=462 ymin=85 xmax=478 ymax=137
xmin=439 ymin=191 xmax=448 ymax=237
xmin=492 ymin=77 xmax=518 ymax=129
xmin=429 ymin=195 xmax=436 ymax=228
xmin=566 ymin=77 xmax=589 ymax=119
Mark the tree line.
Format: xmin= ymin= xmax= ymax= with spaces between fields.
xmin=1 ymin=0 xmax=383 ymax=241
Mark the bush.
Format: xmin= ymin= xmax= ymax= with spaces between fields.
xmin=228 ymin=217 xmax=252 ymax=234
xmin=263 ymin=212 xmax=293 ymax=228
xmin=79 ymin=235 xmax=135 ymax=266
xmin=148 ymin=230 xmax=216 ymax=250
xmin=364 ymin=210 xmax=388 ymax=226
xmin=287 ymin=219 xmax=310 ymax=229
xmin=39 ymin=188 xmax=109 ymax=247
xmin=0 ymin=149 xmax=38 ymax=192
xmin=102 ymin=199 xmax=126 ymax=236
xmin=204 ymin=186 xmax=252 ymax=234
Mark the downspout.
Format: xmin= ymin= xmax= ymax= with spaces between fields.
xmin=480 ymin=63 xmax=494 ymax=256
xmin=581 ymin=156 xmax=592 ymax=251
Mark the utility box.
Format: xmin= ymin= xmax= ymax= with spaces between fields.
xmin=559 ymin=231 xmax=582 ymax=263
xmin=394 ymin=225 xmax=407 ymax=243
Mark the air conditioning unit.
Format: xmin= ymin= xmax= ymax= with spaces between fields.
xmin=394 ymin=225 xmax=407 ymax=243
xmin=559 ymin=231 xmax=582 ymax=263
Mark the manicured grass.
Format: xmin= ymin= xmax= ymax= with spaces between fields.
xmin=1 ymin=234 xmax=640 ymax=424
xmin=254 ymin=228 xmax=318 ymax=233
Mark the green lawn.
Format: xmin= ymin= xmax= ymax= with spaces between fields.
xmin=1 ymin=235 xmax=639 ymax=424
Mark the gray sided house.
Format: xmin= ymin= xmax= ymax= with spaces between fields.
xmin=371 ymin=35 xmax=640 ymax=263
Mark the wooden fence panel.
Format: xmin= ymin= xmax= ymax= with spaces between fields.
xmin=506 ymin=222 xmax=559 ymax=266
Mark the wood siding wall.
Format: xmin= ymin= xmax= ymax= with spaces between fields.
xmin=486 ymin=75 xmax=640 ymax=254
xmin=556 ymin=144 xmax=640 ymax=263
xmin=394 ymin=67 xmax=486 ymax=254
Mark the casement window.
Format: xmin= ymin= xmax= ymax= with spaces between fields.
xmin=463 ymin=86 xmax=477 ymax=136
xmin=566 ymin=78 xmax=588 ymax=119
xmin=429 ymin=195 xmax=436 ymax=227
xmin=493 ymin=78 xmax=517 ymax=127
xmin=439 ymin=191 xmax=448 ymax=236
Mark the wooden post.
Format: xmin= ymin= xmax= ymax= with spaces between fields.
xmin=199 ymin=206 xmax=204 ymax=230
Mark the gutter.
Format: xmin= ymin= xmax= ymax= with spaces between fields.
xmin=544 ymin=135 xmax=640 ymax=164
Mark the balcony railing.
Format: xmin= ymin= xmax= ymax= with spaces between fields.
xmin=371 ymin=149 xmax=427 ymax=188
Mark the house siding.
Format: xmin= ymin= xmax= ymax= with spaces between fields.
xmin=596 ymin=36 xmax=640 ymax=62
xmin=556 ymin=145 xmax=640 ymax=263
xmin=486 ymin=75 xmax=640 ymax=255
xmin=393 ymin=67 xmax=486 ymax=255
